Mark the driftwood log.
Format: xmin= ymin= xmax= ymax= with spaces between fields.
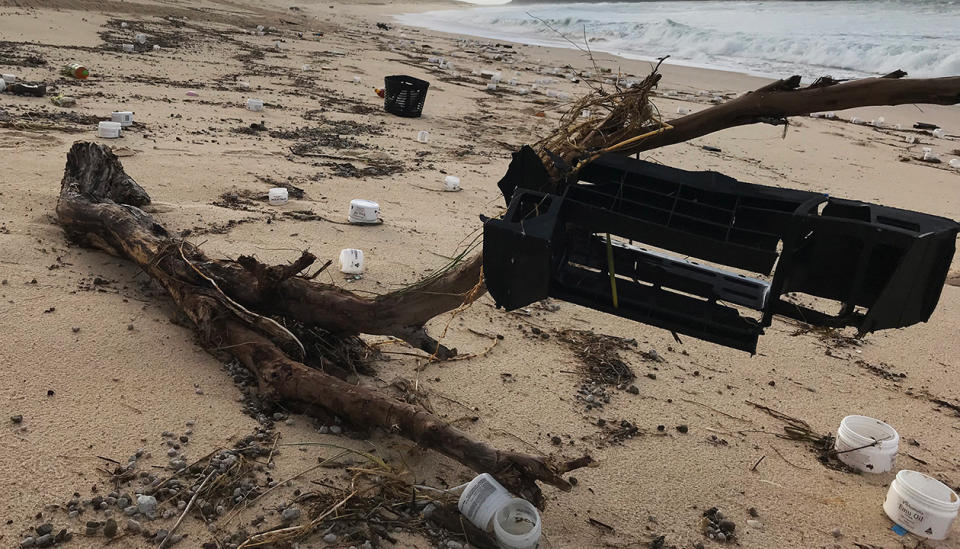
xmin=56 ymin=142 xmax=587 ymax=502
xmin=631 ymin=72 xmax=960 ymax=154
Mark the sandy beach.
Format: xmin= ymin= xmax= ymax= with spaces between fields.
xmin=1 ymin=1 xmax=959 ymax=548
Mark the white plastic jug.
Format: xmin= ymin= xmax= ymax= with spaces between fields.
xmin=111 ymin=111 xmax=134 ymax=127
xmin=98 ymin=121 xmax=122 ymax=139
xmin=834 ymin=415 xmax=898 ymax=473
xmin=268 ymin=188 xmax=288 ymax=206
xmin=348 ymin=199 xmax=380 ymax=224
xmin=884 ymin=470 xmax=959 ymax=540
xmin=339 ymin=249 xmax=364 ymax=274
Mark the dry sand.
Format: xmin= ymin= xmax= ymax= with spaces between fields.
xmin=1 ymin=0 xmax=959 ymax=548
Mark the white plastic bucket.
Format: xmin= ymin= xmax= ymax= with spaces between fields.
xmin=493 ymin=498 xmax=542 ymax=549
xmin=339 ymin=249 xmax=364 ymax=274
xmin=834 ymin=415 xmax=898 ymax=473
xmin=443 ymin=175 xmax=461 ymax=192
xmin=348 ymin=199 xmax=380 ymax=224
xmin=246 ymin=98 xmax=264 ymax=112
xmin=2 ymin=73 xmax=16 ymax=84
xmin=884 ymin=470 xmax=959 ymax=540
xmin=135 ymin=33 xmax=147 ymax=44
xmin=268 ymin=188 xmax=288 ymax=206
xmin=121 ymin=44 xmax=135 ymax=52
xmin=98 ymin=121 xmax=122 ymax=139
xmin=416 ymin=131 xmax=429 ymax=143
xmin=458 ymin=473 xmax=513 ymax=532
xmin=111 ymin=111 xmax=134 ymax=127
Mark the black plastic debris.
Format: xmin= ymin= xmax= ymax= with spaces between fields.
xmin=383 ymin=75 xmax=429 ymax=118
xmin=484 ymin=148 xmax=959 ymax=353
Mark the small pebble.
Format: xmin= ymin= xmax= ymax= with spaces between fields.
xmin=36 ymin=524 xmax=53 ymax=536
xmin=281 ymin=507 xmax=301 ymax=521
xmin=676 ymin=424 xmax=689 ymax=434
xmin=748 ymin=507 xmax=759 ymax=518
xmin=626 ymin=385 xmax=639 ymax=395
xmin=832 ymin=528 xmax=842 ymax=539
xmin=103 ymin=519 xmax=118 ymax=537
xmin=746 ymin=519 xmax=763 ymax=529
xmin=329 ymin=425 xmax=342 ymax=434
xmin=11 ymin=414 xmax=23 ymax=424
xmin=137 ymin=495 xmax=157 ymax=516
xmin=20 ymin=537 xmax=35 ymax=548
xmin=323 ymin=533 xmax=337 ymax=543
xmin=446 ymin=542 xmax=463 ymax=549
xmin=125 ymin=519 xmax=141 ymax=533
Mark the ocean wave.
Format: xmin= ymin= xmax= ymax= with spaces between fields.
xmin=397 ymin=2 xmax=960 ymax=78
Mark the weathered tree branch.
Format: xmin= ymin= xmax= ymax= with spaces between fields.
xmin=626 ymin=73 xmax=960 ymax=154
xmin=56 ymin=142 xmax=585 ymax=501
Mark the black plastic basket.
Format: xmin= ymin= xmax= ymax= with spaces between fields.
xmin=383 ymin=75 xmax=429 ymax=117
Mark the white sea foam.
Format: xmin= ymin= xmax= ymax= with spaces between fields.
xmin=396 ymin=1 xmax=960 ymax=79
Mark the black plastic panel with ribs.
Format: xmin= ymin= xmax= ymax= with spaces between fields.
xmin=485 ymin=149 xmax=959 ymax=353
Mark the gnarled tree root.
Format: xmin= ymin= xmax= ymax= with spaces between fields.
xmin=56 ymin=142 xmax=588 ymax=501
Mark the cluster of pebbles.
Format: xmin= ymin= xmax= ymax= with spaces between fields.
xmin=700 ymin=507 xmax=737 ymax=543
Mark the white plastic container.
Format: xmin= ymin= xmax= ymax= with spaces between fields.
xmin=932 ymin=128 xmax=945 ymax=138
xmin=824 ymin=112 xmax=836 ymax=119
xmin=487 ymin=83 xmax=497 ymax=91
xmin=153 ymin=45 xmax=161 ymax=51
xmin=111 ymin=111 xmax=134 ymax=127
xmin=458 ymin=473 xmax=514 ymax=531
xmin=98 ymin=121 xmax=122 ymax=139
xmin=2 ymin=73 xmax=16 ymax=84
xmin=924 ymin=151 xmax=939 ymax=162
xmin=883 ymin=470 xmax=959 ymax=540
xmin=493 ymin=498 xmax=542 ymax=549
xmin=950 ymin=158 xmax=960 ymax=169
xmin=121 ymin=43 xmax=135 ymax=52
xmin=352 ymin=76 xmax=361 ymax=85
xmin=905 ymin=136 xmax=918 ymax=144
xmin=0 ymin=79 xmax=5 ymax=93
xmin=339 ymin=249 xmax=364 ymax=274
xmin=444 ymin=175 xmax=461 ymax=192
xmin=851 ymin=117 xmax=862 ymax=125
xmin=677 ymin=107 xmax=690 ymax=115
xmin=348 ymin=199 xmax=380 ymax=224
xmin=135 ymin=33 xmax=147 ymax=44
xmin=120 ymin=22 xmax=128 ymax=28
xmin=416 ymin=131 xmax=429 ymax=143
xmin=268 ymin=188 xmax=288 ymax=206
xmin=834 ymin=415 xmax=899 ymax=473
xmin=246 ymin=98 xmax=264 ymax=112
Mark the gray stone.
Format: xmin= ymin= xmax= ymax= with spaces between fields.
xmin=124 ymin=505 xmax=138 ymax=516
xmin=422 ymin=503 xmax=436 ymax=518
xmin=317 ymin=425 xmax=329 ymax=434
xmin=117 ymin=497 xmax=130 ymax=508
xmin=361 ymin=542 xmax=373 ymax=549
xmin=34 ymin=534 xmax=53 ymax=548
xmin=19 ymin=537 xmax=35 ymax=548
xmin=126 ymin=519 xmax=141 ymax=533
xmin=104 ymin=519 xmax=118 ymax=537
xmin=281 ymin=507 xmax=301 ymax=521
xmin=68 ymin=511 xmax=78 ymax=519
xmin=329 ymin=425 xmax=342 ymax=434
xmin=137 ymin=495 xmax=157 ymax=516
xmin=323 ymin=533 xmax=337 ymax=543
xmin=832 ymin=528 xmax=843 ymax=539
xmin=36 ymin=524 xmax=53 ymax=536
xmin=446 ymin=541 xmax=463 ymax=549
